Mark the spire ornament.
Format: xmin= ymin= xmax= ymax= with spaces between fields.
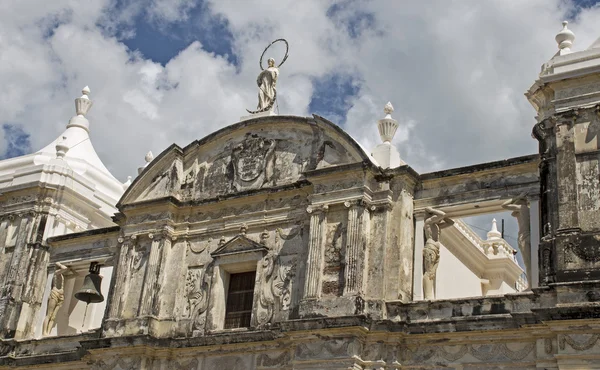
xmin=487 ymin=218 xmax=502 ymax=240
xmin=246 ymin=39 xmax=289 ymax=114
xmin=556 ymin=21 xmax=575 ymax=56
xmin=75 ymin=86 xmax=93 ymax=117
xmin=378 ymin=102 xmax=398 ymax=143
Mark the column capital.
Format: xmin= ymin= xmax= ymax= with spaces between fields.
xmin=306 ymin=204 xmax=329 ymax=214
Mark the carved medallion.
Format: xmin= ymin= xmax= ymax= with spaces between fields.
xmin=231 ymin=134 xmax=276 ymax=191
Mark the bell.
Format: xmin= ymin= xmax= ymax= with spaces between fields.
xmin=74 ymin=262 xmax=104 ymax=304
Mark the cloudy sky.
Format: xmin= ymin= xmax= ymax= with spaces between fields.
xmin=2 ymin=0 xmax=598 ymax=272
xmin=1 ymin=0 xmax=600 ymax=180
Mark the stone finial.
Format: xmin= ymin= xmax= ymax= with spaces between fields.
xmin=378 ymin=102 xmax=398 ymax=143
xmin=556 ymin=21 xmax=575 ymax=55
xmin=487 ymin=218 xmax=502 ymax=240
xmin=384 ymin=101 xmax=394 ymax=117
xmin=55 ymin=136 xmax=69 ymax=159
xmin=138 ymin=151 xmax=154 ymax=175
xmin=123 ymin=176 xmax=132 ymax=190
xmin=75 ymin=86 xmax=93 ymax=116
xmin=81 ymin=86 xmax=91 ymax=99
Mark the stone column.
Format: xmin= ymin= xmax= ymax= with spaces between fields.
xmin=107 ymin=237 xmax=133 ymax=319
xmin=139 ymin=233 xmax=164 ymax=317
xmin=343 ymin=201 xmax=364 ymax=295
xmin=412 ymin=212 xmax=425 ymax=301
xmin=303 ymin=205 xmax=327 ymax=299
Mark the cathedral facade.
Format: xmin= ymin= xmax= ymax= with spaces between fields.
xmin=0 ymin=23 xmax=600 ymax=369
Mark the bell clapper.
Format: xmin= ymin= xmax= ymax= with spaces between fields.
xmin=82 ymin=303 xmax=89 ymax=328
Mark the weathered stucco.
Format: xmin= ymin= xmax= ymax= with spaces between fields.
xmin=2 ymin=30 xmax=600 ymax=368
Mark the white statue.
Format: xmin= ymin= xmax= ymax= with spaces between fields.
xmin=246 ymin=39 xmax=289 ymax=114
xmin=423 ymin=207 xmax=454 ymax=300
xmin=256 ymin=58 xmax=279 ymax=112
xmin=502 ymin=194 xmax=531 ymax=288
xmin=42 ymin=262 xmax=69 ymax=336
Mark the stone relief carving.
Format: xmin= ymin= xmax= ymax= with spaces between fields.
xmin=423 ymin=207 xmax=454 ymax=300
xmin=399 ymin=342 xmax=535 ymax=364
xmin=559 ymin=334 xmax=600 ymax=351
xmin=186 ymin=238 xmax=209 ymax=255
xmin=185 ymin=263 xmax=214 ymax=330
xmin=172 ymin=357 xmax=200 ymax=370
xmin=127 ymin=212 xmax=172 ymax=225
xmin=231 ymin=134 xmax=276 ymax=191
xmin=89 ymin=356 xmax=142 ymax=370
xmin=544 ymin=338 xmax=553 ymax=354
xmin=256 ymin=351 xmax=291 ymax=368
xmin=131 ymin=243 xmax=148 ymax=272
xmin=206 ymin=356 xmax=246 ymax=369
xmin=256 ymin=251 xmax=297 ymax=326
xmin=470 ymin=343 xmax=535 ymax=361
xmin=295 ymin=339 xmax=362 ymax=360
xmin=139 ymin=162 xmax=181 ymax=201
xmin=275 ymin=225 xmax=302 ymax=242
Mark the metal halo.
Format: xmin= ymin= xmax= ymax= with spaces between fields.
xmin=259 ymin=39 xmax=289 ymax=70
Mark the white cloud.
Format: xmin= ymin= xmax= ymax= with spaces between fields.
xmin=0 ymin=0 xmax=599 ymax=182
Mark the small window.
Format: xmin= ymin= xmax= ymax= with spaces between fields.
xmin=224 ymin=271 xmax=256 ymax=329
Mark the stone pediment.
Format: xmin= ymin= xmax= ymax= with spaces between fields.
xmin=119 ymin=115 xmax=376 ymax=207
xmin=210 ymin=235 xmax=268 ymax=257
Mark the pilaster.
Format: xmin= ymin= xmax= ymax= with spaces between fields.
xmin=412 ymin=211 xmax=426 ymax=301
xmin=343 ymin=200 xmax=365 ymax=295
xmin=139 ymin=231 xmax=172 ymax=317
xmin=107 ymin=236 xmax=134 ymax=319
xmin=303 ymin=205 xmax=327 ymax=299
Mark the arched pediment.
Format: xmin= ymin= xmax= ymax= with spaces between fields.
xmin=119 ymin=115 xmax=374 ymax=207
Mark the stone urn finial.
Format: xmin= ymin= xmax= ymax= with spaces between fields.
xmin=556 ymin=21 xmax=575 ymax=55
xmin=378 ymin=101 xmax=398 ymax=144
xmin=145 ymin=151 xmax=154 ymax=163
xmin=75 ymin=86 xmax=93 ymax=117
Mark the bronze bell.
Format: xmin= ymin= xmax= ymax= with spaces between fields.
xmin=74 ymin=262 xmax=104 ymax=304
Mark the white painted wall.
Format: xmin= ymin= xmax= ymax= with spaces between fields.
xmin=435 ymin=244 xmax=483 ymax=299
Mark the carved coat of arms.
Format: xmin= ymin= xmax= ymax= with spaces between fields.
xmin=231 ymin=134 xmax=276 ymax=191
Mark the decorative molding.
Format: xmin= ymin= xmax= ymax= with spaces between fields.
xmin=559 ymin=334 xmax=600 ymax=351
xmin=400 ymin=342 xmax=535 ymax=363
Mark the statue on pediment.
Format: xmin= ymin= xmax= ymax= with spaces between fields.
xmin=247 ymin=39 xmax=289 ymax=114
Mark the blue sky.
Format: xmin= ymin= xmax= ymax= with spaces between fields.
xmin=1 ymin=0 xmax=599 ymax=270
xmin=2 ymin=0 xmax=600 ymax=171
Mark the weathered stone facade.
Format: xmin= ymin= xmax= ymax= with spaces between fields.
xmin=2 ymin=22 xmax=600 ymax=370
